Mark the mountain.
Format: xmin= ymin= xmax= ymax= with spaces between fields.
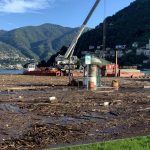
xmin=0 ymin=23 xmax=79 ymax=62
xmin=0 ymin=30 xmax=6 ymax=36
xmin=75 ymin=0 xmax=150 ymax=56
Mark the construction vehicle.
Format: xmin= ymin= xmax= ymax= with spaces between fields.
xmin=55 ymin=0 xmax=101 ymax=69
xmin=23 ymin=0 xmax=103 ymax=77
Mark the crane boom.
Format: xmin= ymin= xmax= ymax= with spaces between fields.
xmin=64 ymin=0 xmax=101 ymax=59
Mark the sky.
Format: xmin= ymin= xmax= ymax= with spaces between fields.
xmin=0 ymin=0 xmax=136 ymax=31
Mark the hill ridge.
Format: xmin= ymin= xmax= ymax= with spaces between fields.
xmin=0 ymin=23 xmax=79 ymax=61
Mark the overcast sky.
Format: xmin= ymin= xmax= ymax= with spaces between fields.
xmin=0 ymin=0 xmax=135 ymax=30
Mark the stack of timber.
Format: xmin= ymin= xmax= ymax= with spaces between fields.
xmin=119 ymin=69 xmax=144 ymax=78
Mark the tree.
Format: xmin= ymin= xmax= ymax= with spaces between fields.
xmin=38 ymin=60 xmax=47 ymax=67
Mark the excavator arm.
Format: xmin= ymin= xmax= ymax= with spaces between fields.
xmin=64 ymin=0 xmax=101 ymax=58
xmin=56 ymin=0 xmax=101 ymax=66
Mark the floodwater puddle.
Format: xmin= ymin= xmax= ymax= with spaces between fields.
xmin=0 ymin=103 xmax=27 ymax=114
xmin=39 ymin=116 xmax=85 ymax=126
xmin=0 ymin=91 xmax=16 ymax=95
xmin=101 ymin=125 xmax=127 ymax=134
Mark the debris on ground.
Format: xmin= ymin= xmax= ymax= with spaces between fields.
xmin=0 ymin=75 xmax=149 ymax=149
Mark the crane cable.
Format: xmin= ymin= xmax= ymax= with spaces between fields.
xmin=102 ymin=0 xmax=106 ymax=51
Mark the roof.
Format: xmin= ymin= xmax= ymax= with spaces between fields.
xmin=81 ymin=55 xmax=111 ymax=66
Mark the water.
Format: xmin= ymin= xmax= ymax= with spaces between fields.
xmin=0 ymin=69 xmax=23 ymax=75
xmin=142 ymin=70 xmax=150 ymax=75
xmin=0 ymin=69 xmax=150 ymax=75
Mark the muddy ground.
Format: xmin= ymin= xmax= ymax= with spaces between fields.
xmin=0 ymin=75 xmax=150 ymax=150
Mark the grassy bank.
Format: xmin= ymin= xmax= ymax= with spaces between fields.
xmin=51 ymin=136 xmax=150 ymax=150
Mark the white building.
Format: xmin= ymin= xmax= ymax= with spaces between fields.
xmin=117 ymin=50 xmax=124 ymax=58
xmin=136 ymin=48 xmax=143 ymax=55
xmin=126 ymin=49 xmax=132 ymax=54
xmin=109 ymin=50 xmax=115 ymax=57
xmin=81 ymin=51 xmax=89 ymax=55
xmin=115 ymin=45 xmax=126 ymax=49
xmin=89 ymin=45 xmax=95 ymax=50
xmin=98 ymin=50 xmax=107 ymax=58
xmin=132 ymin=42 xmax=138 ymax=48
xmin=143 ymin=60 xmax=149 ymax=64
xmin=136 ymin=48 xmax=150 ymax=57
xmin=136 ymin=39 xmax=150 ymax=58
xmin=146 ymin=39 xmax=150 ymax=49
xmin=144 ymin=50 xmax=150 ymax=58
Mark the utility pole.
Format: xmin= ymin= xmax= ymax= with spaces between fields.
xmin=68 ymin=57 xmax=72 ymax=85
xmin=115 ymin=49 xmax=118 ymax=77
xmin=102 ymin=0 xmax=106 ymax=51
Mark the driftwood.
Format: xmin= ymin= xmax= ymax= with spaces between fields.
xmin=7 ymin=86 xmax=49 ymax=91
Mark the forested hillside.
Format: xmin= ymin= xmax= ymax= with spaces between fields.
xmin=0 ymin=24 xmax=79 ymax=61
xmin=75 ymin=0 xmax=150 ymax=56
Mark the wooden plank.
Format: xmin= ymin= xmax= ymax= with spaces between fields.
xmin=144 ymin=86 xmax=150 ymax=89
xmin=7 ymin=86 xmax=49 ymax=91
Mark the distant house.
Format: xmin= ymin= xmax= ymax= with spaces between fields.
xmin=146 ymin=39 xmax=150 ymax=49
xmin=117 ymin=50 xmax=124 ymax=58
xmin=143 ymin=60 xmax=149 ymax=64
xmin=136 ymin=48 xmax=150 ymax=58
xmin=136 ymin=39 xmax=150 ymax=58
xmin=97 ymin=46 xmax=101 ymax=49
xmin=86 ymin=45 xmax=136 ymax=59
xmin=115 ymin=45 xmax=126 ymax=49
xmin=98 ymin=50 xmax=107 ymax=58
xmin=126 ymin=49 xmax=132 ymax=54
xmin=89 ymin=45 xmax=95 ymax=50
xmin=109 ymin=50 xmax=115 ymax=57
xmin=144 ymin=50 xmax=150 ymax=58
xmin=136 ymin=48 xmax=143 ymax=55
xmin=81 ymin=51 xmax=89 ymax=55
xmin=132 ymin=42 xmax=138 ymax=48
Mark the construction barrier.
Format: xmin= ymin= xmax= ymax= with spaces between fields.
xmin=88 ymin=76 xmax=97 ymax=90
xmin=83 ymin=64 xmax=101 ymax=90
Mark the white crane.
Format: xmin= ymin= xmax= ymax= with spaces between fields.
xmin=55 ymin=0 xmax=101 ymax=69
